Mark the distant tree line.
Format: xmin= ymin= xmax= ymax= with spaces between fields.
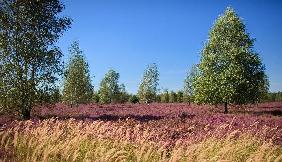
xmin=0 ymin=1 xmax=274 ymax=119
xmin=262 ymin=92 xmax=282 ymax=102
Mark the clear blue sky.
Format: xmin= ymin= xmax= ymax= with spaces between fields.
xmin=57 ymin=0 xmax=282 ymax=93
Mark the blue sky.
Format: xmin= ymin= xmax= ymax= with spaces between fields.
xmin=57 ymin=0 xmax=282 ymax=93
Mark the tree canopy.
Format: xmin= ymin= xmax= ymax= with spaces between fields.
xmin=98 ymin=69 xmax=122 ymax=104
xmin=193 ymin=7 xmax=269 ymax=113
xmin=62 ymin=41 xmax=93 ymax=106
xmin=183 ymin=64 xmax=199 ymax=104
xmin=0 ymin=0 xmax=71 ymax=119
xmin=138 ymin=63 xmax=159 ymax=103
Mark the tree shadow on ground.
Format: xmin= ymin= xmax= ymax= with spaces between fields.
xmin=33 ymin=114 xmax=165 ymax=122
xmin=231 ymin=109 xmax=282 ymax=116
xmin=253 ymin=110 xmax=282 ymax=116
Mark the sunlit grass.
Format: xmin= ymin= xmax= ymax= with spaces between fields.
xmin=0 ymin=118 xmax=281 ymax=162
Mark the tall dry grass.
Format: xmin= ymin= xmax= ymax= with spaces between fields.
xmin=0 ymin=118 xmax=281 ymax=162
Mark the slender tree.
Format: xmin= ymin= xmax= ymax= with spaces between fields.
xmin=128 ymin=95 xmax=139 ymax=104
xmin=193 ymin=7 xmax=268 ymax=113
xmin=98 ymin=79 xmax=111 ymax=104
xmin=98 ymin=69 xmax=121 ymax=104
xmin=169 ymin=91 xmax=177 ymax=103
xmin=176 ymin=91 xmax=184 ymax=103
xmin=118 ymin=83 xmax=130 ymax=103
xmin=183 ymin=65 xmax=199 ymax=104
xmin=62 ymin=41 xmax=93 ymax=106
xmin=160 ymin=89 xmax=170 ymax=103
xmin=92 ymin=91 xmax=100 ymax=103
xmin=138 ymin=63 xmax=159 ymax=103
xmin=0 ymin=0 xmax=71 ymax=119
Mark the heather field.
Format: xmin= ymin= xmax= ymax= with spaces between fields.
xmin=1 ymin=0 xmax=282 ymax=161
xmin=0 ymin=102 xmax=282 ymax=161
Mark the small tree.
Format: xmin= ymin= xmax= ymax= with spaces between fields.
xmin=160 ymin=89 xmax=170 ymax=103
xmin=169 ymin=91 xmax=177 ymax=103
xmin=0 ymin=0 xmax=71 ymax=119
xmin=138 ymin=63 xmax=159 ymax=103
xmin=156 ymin=94 xmax=162 ymax=103
xmin=62 ymin=41 xmax=93 ymax=106
xmin=183 ymin=65 xmax=199 ymax=104
xmin=98 ymin=69 xmax=121 ymax=104
xmin=98 ymin=79 xmax=111 ymax=104
xmin=193 ymin=7 xmax=268 ymax=113
xmin=118 ymin=83 xmax=130 ymax=103
xmin=92 ymin=91 xmax=100 ymax=103
xmin=128 ymin=95 xmax=139 ymax=104
xmin=176 ymin=91 xmax=184 ymax=103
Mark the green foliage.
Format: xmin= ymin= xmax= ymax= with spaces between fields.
xmin=98 ymin=69 xmax=127 ymax=104
xmin=37 ymin=88 xmax=62 ymax=104
xmin=0 ymin=0 xmax=71 ymax=119
xmin=158 ymin=90 xmax=183 ymax=103
xmin=193 ymin=7 xmax=269 ymax=109
xmin=183 ymin=65 xmax=199 ymax=103
xmin=169 ymin=91 xmax=177 ymax=103
xmin=98 ymin=79 xmax=111 ymax=104
xmin=92 ymin=91 xmax=100 ymax=103
xmin=160 ymin=89 xmax=169 ymax=103
xmin=118 ymin=84 xmax=130 ymax=103
xmin=62 ymin=41 xmax=93 ymax=106
xmin=50 ymin=88 xmax=62 ymax=104
xmin=128 ymin=95 xmax=139 ymax=104
xmin=138 ymin=63 xmax=159 ymax=103
xmin=176 ymin=91 xmax=184 ymax=103
xmin=262 ymin=92 xmax=282 ymax=102
xmin=156 ymin=94 xmax=161 ymax=102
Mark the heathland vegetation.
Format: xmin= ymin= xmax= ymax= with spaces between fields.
xmin=0 ymin=1 xmax=278 ymax=118
xmin=0 ymin=0 xmax=281 ymax=161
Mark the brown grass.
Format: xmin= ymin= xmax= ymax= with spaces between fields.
xmin=0 ymin=118 xmax=281 ymax=162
